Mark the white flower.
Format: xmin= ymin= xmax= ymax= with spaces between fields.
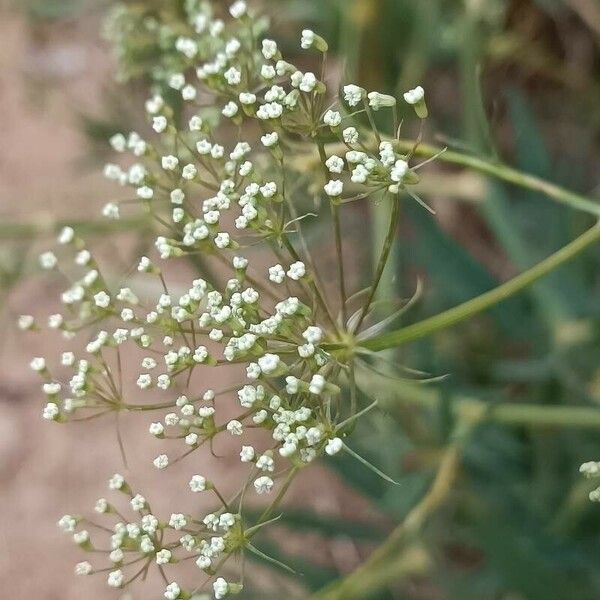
xmin=303 ymin=326 xmax=323 ymax=344
xmin=240 ymin=445 xmax=255 ymax=462
xmin=213 ymin=578 xmax=229 ymax=600
xmin=299 ymin=72 xmax=318 ymax=93
xmin=169 ymin=513 xmax=187 ymax=530
xmin=189 ymin=115 xmax=203 ymax=131
xmin=93 ymin=291 xmax=110 ymax=309
xmin=343 ymin=126 xmax=359 ymax=144
xmin=156 ymin=549 xmax=172 ymax=565
xmin=214 ymin=232 xmax=230 ymax=249
xmin=149 ymin=422 xmax=164 ymax=436
xmin=261 ymin=131 xmax=279 ymax=147
xmin=189 ymin=475 xmax=207 ymax=492
xmin=39 ymin=251 xmax=57 ymax=270
xmin=58 ymin=514 xmax=77 ymax=532
xmin=261 ymin=64 xmax=276 ymax=79
xmin=343 ymin=84 xmax=365 ymax=107
xmin=164 ymin=581 xmax=180 ymax=599
xmin=130 ymin=494 xmax=146 ymax=511
xmin=300 ymin=29 xmax=327 ymax=51
xmin=301 ymin=29 xmax=315 ymax=49
xmin=145 ymin=95 xmax=164 ymax=114
xmin=226 ymin=38 xmax=241 ymax=58
xmin=258 ymin=353 xmax=281 ymax=374
xmin=170 ymin=189 xmax=185 ymax=206
xmin=162 ymin=155 xmax=179 ymax=171
xmin=169 ymin=73 xmax=185 ymax=90
xmin=108 ymin=473 xmax=125 ymax=490
xmin=368 ymin=91 xmax=396 ymax=110
xmin=18 ymin=314 xmax=34 ymax=330
xmin=287 ymin=261 xmax=306 ymax=280
xmin=30 ymin=357 xmax=46 ymax=372
xmin=324 ymin=179 xmax=343 ymax=197
xmin=256 ymin=453 xmax=274 ymax=471
xmin=42 ymin=402 xmax=59 ymax=420
xmin=182 ymin=84 xmax=197 ymax=101
xmin=181 ymin=164 xmax=197 ymax=180
xmin=107 ymin=570 xmax=124 ymax=588
xmin=43 ymin=382 xmax=61 ymax=396
xmin=58 ymin=226 xmax=74 ymax=244
xmin=222 ymin=101 xmax=239 ymax=118
xmin=351 ymin=165 xmax=369 ymax=183
xmin=176 ymin=35 xmax=198 ymax=58
xmin=326 ymin=437 xmax=344 ymax=455
xmin=152 ymin=116 xmax=167 ymax=133
xmin=185 ymin=432 xmax=198 ymax=446
xmin=269 ymin=264 xmax=286 ymax=283
xmin=239 ymin=92 xmax=257 ymax=105
xmin=110 ymin=133 xmax=127 ymax=151
xmin=137 ymin=374 xmax=152 ymax=389
xmin=256 ymin=102 xmax=283 ymax=120
xmin=227 ymin=420 xmax=243 ymax=435
xmin=233 ymin=256 xmax=248 ymax=270
xmin=580 ymin=461 xmax=600 ymax=478
xmin=75 ymin=561 xmax=92 ymax=576
xmin=153 ymin=454 xmax=169 ymax=469
xmin=262 ymin=39 xmax=278 ymax=59
xmin=403 ymin=85 xmax=425 ymax=105
xmin=224 ymin=67 xmax=242 ymax=86
xmin=298 ymin=343 xmax=315 ymax=358
xmin=137 ymin=256 xmax=152 ymax=272
xmin=229 ymin=0 xmax=247 ymax=18
xmin=380 ymin=141 xmax=395 ymax=166
xmin=254 ymin=476 xmax=274 ymax=494
xmin=309 ymin=374 xmax=325 ymax=394
xmin=323 ymin=110 xmax=342 ymax=127
xmin=391 ymin=159 xmax=409 ymax=183
xmin=325 ymin=155 xmax=344 ymax=174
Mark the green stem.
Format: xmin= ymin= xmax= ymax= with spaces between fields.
xmin=330 ymin=200 xmax=348 ymax=323
xmin=375 ymin=379 xmax=600 ymax=430
xmin=354 ymin=195 xmax=401 ymax=333
xmin=361 ymin=221 xmax=600 ymax=352
xmin=316 ymin=138 xmax=348 ymax=323
xmin=309 ymin=425 xmax=470 ymax=600
xmin=400 ymin=139 xmax=600 ymax=217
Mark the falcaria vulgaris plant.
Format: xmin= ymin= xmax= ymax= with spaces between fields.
xmin=19 ymin=1 xmax=600 ymax=599
xmin=22 ymin=2 xmax=433 ymax=596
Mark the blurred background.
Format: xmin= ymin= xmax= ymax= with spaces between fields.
xmin=1 ymin=0 xmax=600 ymax=598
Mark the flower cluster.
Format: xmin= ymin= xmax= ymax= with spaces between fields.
xmin=580 ymin=461 xmax=600 ymax=502
xmin=23 ymin=1 xmax=434 ymax=597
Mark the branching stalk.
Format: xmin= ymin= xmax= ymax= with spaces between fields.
xmin=361 ymin=221 xmax=600 ymax=352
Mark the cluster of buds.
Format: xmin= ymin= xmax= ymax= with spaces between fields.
xmin=580 ymin=461 xmax=600 ymax=502
xmin=23 ymin=1 xmax=434 ymax=597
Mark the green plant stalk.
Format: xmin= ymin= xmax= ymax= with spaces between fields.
xmin=399 ymin=139 xmax=600 ymax=217
xmin=354 ymin=195 xmax=401 ymax=333
xmin=309 ymin=427 xmax=469 ymax=600
xmin=376 ymin=380 xmax=600 ymax=430
xmin=360 ymin=221 xmax=600 ymax=352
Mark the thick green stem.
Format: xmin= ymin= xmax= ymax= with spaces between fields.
xmin=373 ymin=379 xmax=600 ymax=430
xmin=361 ymin=221 xmax=600 ymax=352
